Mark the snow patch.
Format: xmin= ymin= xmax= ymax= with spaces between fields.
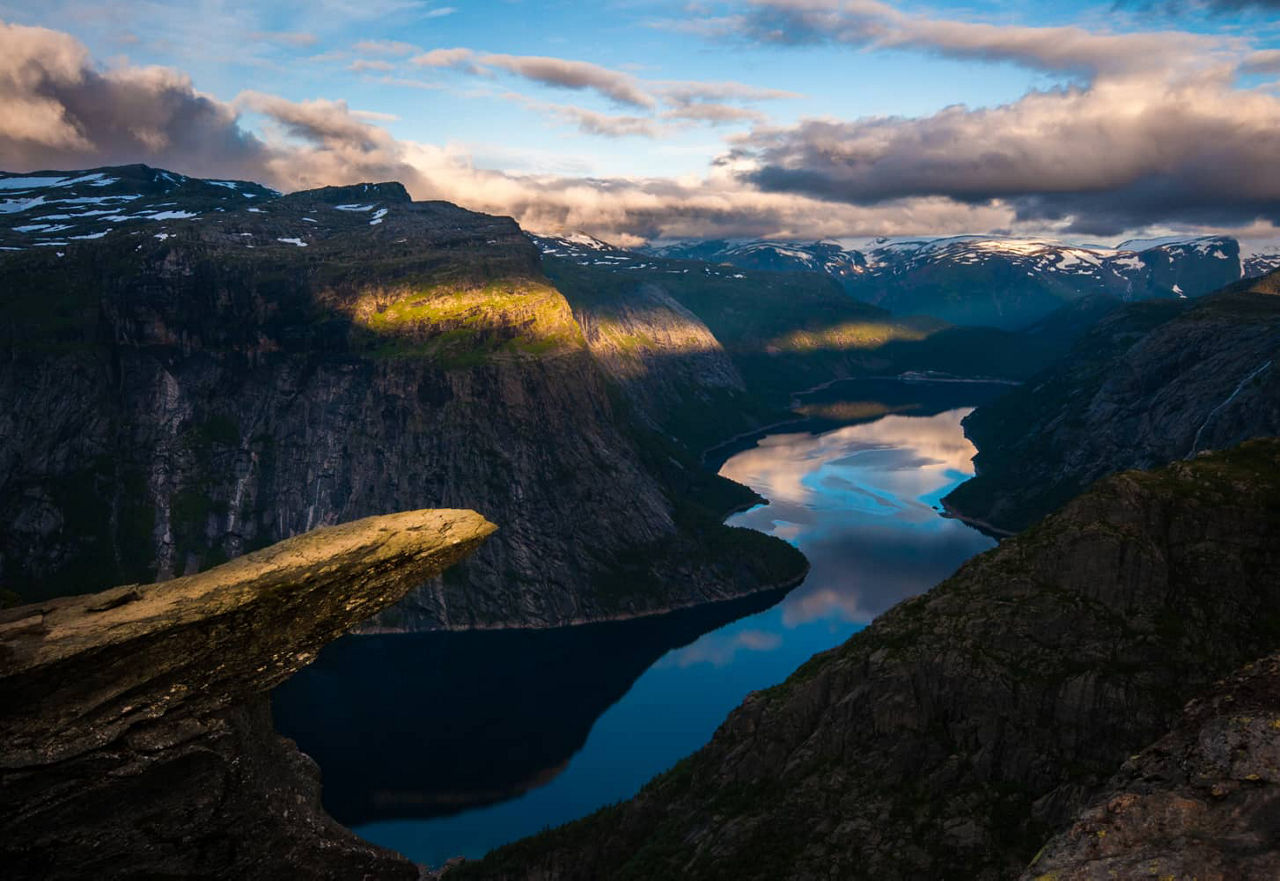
xmin=0 ymin=196 xmax=45 ymax=213
xmin=0 ymin=176 xmax=68 ymax=191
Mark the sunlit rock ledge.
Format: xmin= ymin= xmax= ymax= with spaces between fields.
xmin=0 ymin=508 xmax=495 ymax=880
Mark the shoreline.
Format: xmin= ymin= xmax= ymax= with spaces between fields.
xmin=938 ymin=498 xmax=1016 ymax=539
xmin=354 ymin=566 xmax=809 ymax=635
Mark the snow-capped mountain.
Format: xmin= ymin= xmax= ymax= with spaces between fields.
xmin=3 ymin=164 xmax=1259 ymax=331
xmin=646 ymin=235 xmax=1247 ymax=327
xmin=0 ymin=165 xmax=280 ymax=249
xmin=0 ymin=165 xmax=427 ymax=264
xmin=1242 ymin=243 xmax=1280 ymax=279
xmin=646 ymin=239 xmax=868 ymax=284
xmin=531 ymin=233 xmax=758 ymax=283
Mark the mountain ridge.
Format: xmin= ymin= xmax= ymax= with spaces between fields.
xmin=943 ymin=269 xmax=1280 ymax=533
xmin=644 ymin=233 xmax=1250 ymax=328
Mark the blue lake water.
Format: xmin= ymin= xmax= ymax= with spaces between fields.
xmin=273 ymin=379 xmax=1004 ymax=869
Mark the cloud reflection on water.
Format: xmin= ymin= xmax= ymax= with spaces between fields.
xmin=655 ymin=628 xmax=784 ymax=669
xmin=718 ymin=407 xmax=995 ymax=628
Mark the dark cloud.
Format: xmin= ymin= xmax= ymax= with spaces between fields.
xmin=737 ymin=74 xmax=1280 ymax=235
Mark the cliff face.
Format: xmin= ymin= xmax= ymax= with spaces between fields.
xmin=0 ymin=165 xmax=803 ymax=628
xmin=452 ymin=440 xmax=1280 ymax=881
xmin=566 ymin=278 xmax=747 ymax=433
xmin=0 ymin=508 xmax=495 ymax=880
xmin=944 ymin=273 xmax=1280 ymax=533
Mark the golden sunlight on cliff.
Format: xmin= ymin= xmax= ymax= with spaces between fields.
xmin=768 ymin=321 xmax=931 ymax=353
xmin=344 ymin=279 xmax=585 ymax=364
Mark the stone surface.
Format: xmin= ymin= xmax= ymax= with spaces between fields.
xmin=1023 ymin=653 xmax=1280 ymax=881
xmin=0 ymin=508 xmax=495 ymax=880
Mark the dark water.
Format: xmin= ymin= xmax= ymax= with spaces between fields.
xmin=273 ymin=378 xmax=1007 ymax=867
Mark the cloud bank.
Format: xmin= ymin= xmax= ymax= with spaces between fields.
xmin=3 ymin=12 xmax=1280 ymax=243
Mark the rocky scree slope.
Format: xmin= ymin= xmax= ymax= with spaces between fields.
xmin=450 ymin=440 xmax=1280 ymax=881
xmin=0 ymin=508 xmax=495 ymax=880
xmin=649 ymin=235 xmax=1245 ymax=328
xmin=0 ymin=165 xmax=803 ymax=628
xmin=945 ymin=270 xmax=1280 ymax=533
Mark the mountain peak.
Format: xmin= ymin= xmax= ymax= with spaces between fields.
xmin=281 ymin=181 xmax=412 ymax=205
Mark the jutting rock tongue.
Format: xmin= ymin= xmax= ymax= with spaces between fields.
xmin=0 ymin=508 xmax=496 ymax=881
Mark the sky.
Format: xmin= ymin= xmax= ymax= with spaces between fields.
xmin=2 ymin=0 xmax=1280 ymax=244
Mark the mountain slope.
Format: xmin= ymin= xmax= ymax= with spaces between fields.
xmin=944 ymin=270 xmax=1280 ymax=533
xmin=534 ymin=233 xmax=939 ymax=448
xmin=451 ymin=440 xmax=1280 ymax=881
xmin=0 ymin=166 xmax=803 ymax=628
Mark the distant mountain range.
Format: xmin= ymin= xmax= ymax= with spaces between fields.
xmin=650 ymin=235 xmax=1280 ymax=328
xmin=3 ymin=167 xmax=1276 ymax=330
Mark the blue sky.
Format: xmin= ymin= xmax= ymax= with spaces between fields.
xmin=3 ymin=1 xmax=1280 ymax=242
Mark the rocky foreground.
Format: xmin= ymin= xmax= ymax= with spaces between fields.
xmin=0 ymin=508 xmax=495 ymax=880
xmin=452 ymin=440 xmax=1280 ymax=880
xmin=1023 ymin=651 xmax=1280 ymax=880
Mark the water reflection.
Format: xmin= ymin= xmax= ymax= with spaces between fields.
xmin=721 ymin=409 xmax=995 ymax=626
xmin=273 ymin=586 xmax=789 ymax=826
xmin=273 ymin=379 xmax=1005 ymax=868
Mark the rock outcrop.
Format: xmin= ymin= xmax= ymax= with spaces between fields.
xmin=0 ymin=164 xmax=803 ymax=629
xmin=1023 ymin=652 xmax=1280 ymax=881
xmin=945 ymin=271 xmax=1280 ymax=533
xmin=450 ymin=440 xmax=1280 ymax=881
xmin=0 ymin=508 xmax=495 ymax=880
